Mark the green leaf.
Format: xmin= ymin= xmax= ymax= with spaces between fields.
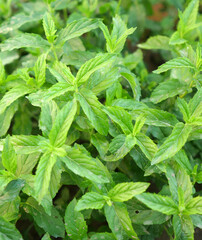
xmin=76 ymin=192 xmax=105 ymax=211
xmin=120 ymin=68 xmax=141 ymax=101
xmin=184 ymin=196 xmax=202 ymax=215
xmin=0 ymin=179 xmax=25 ymax=205
xmin=152 ymin=123 xmax=192 ymax=165
xmin=76 ymin=54 xmax=114 ymax=84
xmin=132 ymin=108 xmax=179 ymax=127
xmin=15 ymin=153 xmax=40 ymax=176
xmin=0 ymin=197 xmax=20 ymax=222
xmin=0 ymin=59 xmax=5 ymax=84
xmin=104 ymin=203 xmax=138 ymax=240
xmin=60 ymin=147 xmax=110 ymax=183
xmin=90 ymin=233 xmax=116 ymax=240
xmin=177 ymin=98 xmax=190 ymax=122
xmin=43 ymin=12 xmax=56 ymax=43
xmin=182 ymin=0 xmax=199 ymax=29
xmin=35 ymin=152 xmax=57 ymax=202
xmin=108 ymin=182 xmax=149 ymax=202
xmin=0 ymin=33 xmax=50 ymax=51
xmin=39 ymin=100 xmax=58 ymax=138
xmin=43 ymin=82 xmax=74 ymax=101
xmin=173 ymin=215 xmax=194 ymax=240
xmin=174 ymin=150 xmax=192 ymax=175
xmin=2 ymin=136 xmax=17 ymax=174
xmin=76 ymin=88 xmax=108 ymax=135
xmin=135 ymin=193 xmax=178 ymax=215
xmin=138 ymin=35 xmax=170 ymax=50
xmin=105 ymin=134 xmax=136 ymax=161
xmin=100 ymin=15 xmax=135 ymax=53
xmin=133 ymin=115 xmax=146 ymax=136
xmin=0 ymin=85 xmax=32 ymax=114
xmin=10 ymin=135 xmax=44 ymax=154
xmin=131 ymin=210 xmax=170 ymax=225
xmin=153 ymin=57 xmax=195 ymax=74
xmin=166 ymin=163 xmax=192 ymax=205
xmin=24 ymin=197 xmax=65 ymax=238
xmin=41 ymin=233 xmax=51 ymax=240
xmin=91 ymin=133 xmax=109 ymax=158
xmin=0 ymin=216 xmax=23 ymax=240
xmin=34 ymin=54 xmax=47 ymax=87
xmin=0 ymin=12 xmax=43 ymax=34
xmin=49 ymin=99 xmax=77 ymax=147
xmin=103 ymin=106 xmax=133 ymax=135
xmin=49 ymin=61 xmax=75 ymax=84
xmin=188 ymin=88 xmax=202 ymax=119
xmin=56 ymin=18 xmax=99 ymax=44
xmin=150 ymin=79 xmax=188 ymax=103
xmin=135 ymin=133 xmax=158 ymax=161
xmin=65 ymin=199 xmax=87 ymax=240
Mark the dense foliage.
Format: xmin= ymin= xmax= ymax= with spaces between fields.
xmin=0 ymin=0 xmax=201 ymax=239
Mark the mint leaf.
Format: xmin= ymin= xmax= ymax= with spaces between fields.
xmin=0 ymin=216 xmax=23 ymax=240
xmin=108 ymin=182 xmax=149 ymax=202
xmin=43 ymin=12 xmax=56 ymax=43
xmin=65 ymin=199 xmax=87 ymax=240
xmin=0 ymin=33 xmax=50 ymax=51
xmin=24 ymin=197 xmax=65 ymax=238
xmin=76 ymin=88 xmax=109 ymax=135
xmin=35 ymin=152 xmax=57 ymax=202
xmin=34 ymin=54 xmax=47 ymax=87
xmin=136 ymin=193 xmax=178 ymax=215
xmin=153 ymin=57 xmax=195 ymax=74
xmin=60 ymin=147 xmax=110 ymax=183
xmin=152 ymin=123 xmax=192 ymax=165
xmin=49 ymin=99 xmax=77 ymax=147
xmin=76 ymin=192 xmax=105 ymax=211
xmin=2 ymin=136 xmax=17 ymax=174
xmin=138 ymin=35 xmax=170 ymax=50
xmin=56 ymin=18 xmax=99 ymax=44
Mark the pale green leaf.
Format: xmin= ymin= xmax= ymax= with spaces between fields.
xmin=103 ymin=106 xmax=133 ymax=135
xmin=150 ymin=79 xmax=188 ymax=103
xmin=60 ymin=147 xmax=110 ymax=183
xmin=43 ymin=12 xmax=56 ymax=43
xmin=76 ymin=88 xmax=109 ymax=135
xmin=35 ymin=153 xmax=57 ymax=202
xmin=56 ymin=18 xmax=99 ymax=44
xmin=104 ymin=203 xmax=138 ymax=240
xmin=133 ymin=115 xmax=146 ymax=136
xmin=152 ymin=123 xmax=192 ymax=165
xmin=135 ymin=133 xmax=158 ymax=161
xmin=49 ymin=99 xmax=77 ymax=147
xmin=34 ymin=54 xmax=47 ymax=87
xmin=65 ymin=199 xmax=87 ymax=240
xmin=105 ymin=134 xmax=136 ymax=161
xmin=0 ymin=216 xmax=23 ymax=240
xmin=0 ymin=102 xmax=18 ymax=137
xmin=2 ymin=136 xmax=17 ymax=174
xmin=0 ymin=12 xmax=43 ymax=34
xmin=39 ymin=100 xmax=58 ymax=137
xmin=49 ymin=61 xmax=75 ymax=84
xmin=153 ymin=57 xmax=195 ymax=74
xmin=90 ymin=233 xmax=116 ymax=240
xmin=43 ymin=82 xmax=74 ymax=101
xmin=108 ymin=182 xmax=149 ymax=202
xmin=138 ymin=35 xmax=170 ymax=50
xmin=120 ymin=68 xmax=141 ymax=101
xmin=188 ymin=88 xmax=202 ymax=119
xmin=177 ymin=98 xmax=190 ymax=122
xmin=135 ymin=193 xmax=178 ymax=215
xmin=76 ymin=54 xmax=114 ymax=84
xmin=184 ymin=196 xmax=202 ymax=215
xmin=0 ymin=85 xmax=32 ymax=114
xmin=76 ymin=192 xmax=105 ymax=211
xmin=0 ymin=33 xmax=50 ymax=51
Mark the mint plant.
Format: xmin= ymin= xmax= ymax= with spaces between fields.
xmin=0 ymin=0 xmax=201 ymax=239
